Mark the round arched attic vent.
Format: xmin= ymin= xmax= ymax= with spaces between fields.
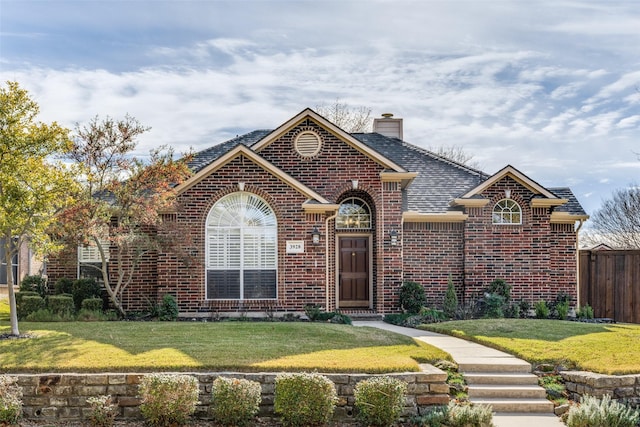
xmin=294 ymin=131 xmax=322 ymax=157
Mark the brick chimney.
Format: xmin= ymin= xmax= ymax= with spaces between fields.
xmin=373 ymin=113 xmax=403 ymax=140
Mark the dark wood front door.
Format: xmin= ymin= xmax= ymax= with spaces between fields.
xmin=338 ymin=236 xmax=370 ymax=308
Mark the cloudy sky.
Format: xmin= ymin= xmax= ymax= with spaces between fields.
xmin=1 ymin=0 xmax=639 ymax=217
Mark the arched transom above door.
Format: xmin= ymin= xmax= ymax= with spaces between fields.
xmin=336 ymin=197 xmax=371 ymax=230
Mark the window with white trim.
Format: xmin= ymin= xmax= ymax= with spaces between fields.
xmin=336 ymin=197 xmax=372 ymax=229
xmin=206 ymin=192 xmax=277 ymax=300
xmin=0 ymin=238 xmax=18 ymax=285
xmin=78 ymin=239 xmax=109 ymax=282
xmin=492 ymin=199 xmax=522 ymax=225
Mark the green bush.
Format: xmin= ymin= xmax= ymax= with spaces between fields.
xmin=77 ymin=308 xmax=118 ymax=321
xmin=48 ymin=295 xmax=75 ymax=316
xmin=86 ymin=395 xmax=119 ymax=427
xmin=211 ymin=377 xmax=261 ymax=427
xmin=72 ymin=278 xmax=101 ymax=311
xmin=486 ymin=278 xmax=511 ymax=302
xmin=25 ymin=308 xmax=72 ymax=322
xmin=274 ymin=372 xmax=337 ymax=427
xmin=535 ymin=300 xmax=550 ymax=319
xmin=81 ymin=297 xmax=104 ymax=312
xmin=399 ymin=281 xmax=426 ymax=314
xmin=158 ymin=294 xmax=179 ymax=321
xmin=16 ymin=294 xmax=45 ymax=320
xmin=18 ymin=275 xmax=47 ymax=297
xmin=505 ymin=303 xmax=521 ymax=319
xmin=383 ymin=313 xmax=412 ymax=326
xmin=556 ymin=301 xmax=570 ymax=320
xmin=565 ymin=395 xmax=639 ymax=427
xmin=0 ymin=375 xmax=23 ymax=424
xmin=54 ymin=277 xmax=74 ymax=295
xmin=354 ymin=376 xmax=407 ymax=427
xmin=411 ymin=405 xmax=449 ymax=427
xmin=304 ymin=304 xmax=324 ymax=321
xmin=577 ymin=304 xmax=594 ymax=320
xmin=139 ymin=374 xmax=199 ymax=427
xmin=483 ymin=293 xmax=505 ymax=318
xmin=446 ymin=401 xmax=493 ymax=427
xmin=443 ymin=275 xmax=458 ymax=318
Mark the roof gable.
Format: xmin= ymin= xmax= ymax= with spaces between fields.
xmin=459 ymin=165 xmax=560 ymax=200
xmin=251 ymin=108 xmax=407 ymax=173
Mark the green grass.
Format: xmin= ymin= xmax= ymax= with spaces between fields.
xmin=0 ymin=321 xmax=450 ymax=373
xmin=420 ymin=319 xmax=640 ymax=375
xmin=0 ymin=297 xmax=9 ymax=322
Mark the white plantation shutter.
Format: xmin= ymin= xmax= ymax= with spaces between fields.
xmin=206 ymin=192 xmax=277 ymax=299
xmin=78 ymin=239 xmax=110 ymax=262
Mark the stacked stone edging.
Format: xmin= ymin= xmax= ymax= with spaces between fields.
xmin=561 ymin=371 xmax=640 ymax=406
xmin=14 ymin=364 xmax=449 ymax=422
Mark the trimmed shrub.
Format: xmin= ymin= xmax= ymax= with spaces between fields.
xmin=0 ymin=375 xmax=23 ymax=424
xmin=48 ymin=295 xmax=75 ymax=316
xmin=486 ymin=278 xmax=511 ymax=302
xmin=274 ymin=372 xmax=337 ymax=427
xmin=139 ymin=374 xmax=199 ymax=427
xmin=483 ymin=293 xmax=505 ymax=318
xmin=565 ymin=395 xmax=640 ymax=427
xmin=54 ymin=277 xmax=74 ymax=295
xmin=18 ymin=275 xmax=47 ymax=297
xmin=577 ymin=304 xmax=594 ymax=320
xmin=535 ymin=300 xmax=550 ymax=319
xmin=354 ymin=376 xmax=407 ymax=427
xmin=211 ymin=377 xmax=261 ymax=427
xmin=81 ymin=297 xmax=104 ymax=312
xmin=446 ymin=401 xmax=493 ymax=427
xmin=443 ymin=275 xmax=458 ymax=318
xmin=16 ymin=294 xmax=45 ymax=320
xmin=72 ymin=278 xmax=101 ymax=311
xmin=158 ymin=294 xmax=179 ymax=321
xmin=86 ymin=395 xmax=119 ymax=427
xmin=556 ymin=301 xmax=570 ymax=320
xmin=399 ymin=281 xmax=426 ymax=314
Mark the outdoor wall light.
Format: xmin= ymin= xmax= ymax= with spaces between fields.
xmin=311 ymin=226 xmax=321 ymax=245
xmin=389 ymin=229 xmax=398 ymax=246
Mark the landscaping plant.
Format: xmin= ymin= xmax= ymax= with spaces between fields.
xmin=564 ymin=394 xmax=640 ymax=427
xmin=446 ymin=401 xmax=494 ymax=427
xmin=139 ymin=373 xmax=199 ymax=427
xmin=577 ymin=304 xmax=594 ymax=320
xmin=47 ymin=294 xmax=75 ymax=317
xmin=15 ymin=292 xmax=45 ymax=319
xmin=158 ymin=294 xmax=179 ymax=321
xmin=443 ymin=275 xmax=458 ymax=318
xmin=0 ymin=375 xmax=23 ymax=424
xmin=410 ymin=405 xmax=449 ymax=427
xmin=354 ymin=376 xmax=407 ymax=427
xmin=535 ymin=300 xmax=550 ymax=319
xmin=211 ymin=377 xmax=262 ymax=427
xmin=86 ymin=395 xmax=119 ymax=427
xmin=399 ymin=281 xmax=426 ymax=314
xmin=18 ymin=275 xmax=47 ymax=298
xmin=274 ymin=372 xmax=337 ymax=427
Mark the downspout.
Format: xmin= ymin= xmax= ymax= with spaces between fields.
xmin=575 ymin=219 xmax=585 ymax=308
xmin=325 ymin=211 xmax=338 ymax=311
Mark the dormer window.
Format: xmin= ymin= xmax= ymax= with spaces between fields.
xmin=492 ymin=199 xmax=522 ymax=225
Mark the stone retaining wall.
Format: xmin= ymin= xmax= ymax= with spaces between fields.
xmin=561 ymin=371 xmax=640 ymax=406
xmin=13 ymin=365 xmax=449 ymax=422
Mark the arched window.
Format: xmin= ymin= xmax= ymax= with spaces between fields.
xmin=206 ymin=192 xmax=277 ymax=300
xmin=336 ymin=197 xmax=371 ymax=230
xmin=492 ymin=199 xmax=522 ymax=225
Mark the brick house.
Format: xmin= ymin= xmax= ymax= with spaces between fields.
xmin=47 ymin=109 xmax=588 ymax=317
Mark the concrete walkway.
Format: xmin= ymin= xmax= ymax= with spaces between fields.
xmin=353 ymin=321 xmax=565 ymax=427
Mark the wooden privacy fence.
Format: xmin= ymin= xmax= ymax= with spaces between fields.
xmin=579 ymin=250 xmax=640 ymax=324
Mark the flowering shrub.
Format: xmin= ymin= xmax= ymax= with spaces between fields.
xmin=139 ymin=374 xmax=199 ymax=426
xmin=86 ymin=395 xmax=119 ymax=427
xmin=0 ymin=375 xmax=23 ymax=424
xmin=274 ymin=372 xmax=337 ymax=426
xmin=354 ymin=376 xmax=407 ymax=427
xmin=211 ymin=377 xmax=262 ymax=426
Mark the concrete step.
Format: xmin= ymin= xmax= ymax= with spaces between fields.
xmin=465 ymin=372 xmax=539 ymax=385
xmin=458 ymin=358 xmax=532 ymax=373
xmin=470 ymin=398 xmax=554 ymax=413
xmin=468 ymin=384 xmax=547 ymax=399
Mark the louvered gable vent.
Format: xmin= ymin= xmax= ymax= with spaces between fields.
xmin=294 ymin=131 xmax=322 ymax=157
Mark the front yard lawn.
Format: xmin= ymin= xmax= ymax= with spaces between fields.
xmin=0 ymin=320 xmax=450 ymax=373
xmin=420 ymin=318 xmax=640 ymax=375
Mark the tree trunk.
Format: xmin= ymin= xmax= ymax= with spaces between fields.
xmin=4 ymin=243 xmax=19 ymax=335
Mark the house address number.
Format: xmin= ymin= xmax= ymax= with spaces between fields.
xmin=286 ymin=240 xmax=305 ymax=254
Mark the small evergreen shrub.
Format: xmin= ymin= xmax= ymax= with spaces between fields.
xmin=577 ymin=304 xmax=594 ymax=320
xmin=443 ymin=275 xmax=458 ymax=318
xmin=18 ymin=275 xmax=47 ymax=297
xmin=518 ymin=299 xmax=531 ymax=318
xmin=86 ymin=395 xmax=119 ymax=427
xmin=158 ymin=294 xmax=179 ymax=321
xmin=72 ymin=278 xmax=101 ymax=311
xmin=48 ymin=295 xmax=75 ymax=316
xmin=354 ymin=376 xmax=407 ymax=427
xmin=486 ymin=278 xmax=511 ymax=302
xmin=504 ymin=303 xmax=521 ymax=319
xmin=25 ymin=308 xmax=72 ymax=322
xmin=483 ymin=293 xmax=505 ymax=318
xmin=535 ymin=300 xmax=550 ymax=319
xmin=304 ymin=304 xmax=323 ymax=321
xmin=15 ymin=292 xmax=44 ymax=319
xmin=54 ymin=277 xmax=74 ymax=295
xmin=410 ymin=405 xmax=449 ymax=427
xmin=565 ymin=395 xmax=640 ymax=427
xmin=383 ymin=313 xmax=412 ymax=326
xmin=139 ymin=374 xmax=199 ymax=427
xmin=274 ymin=372 xmax=337 ymax=427
xmin=556 ymin=301 xmax=570 ymax=320
xmin=81 ymin=297 xmax=104 ymax=312
xmin=0 ymin=375 xmax=23 ymax=424
xmin=399 ymin=281 xmax=426 ymax=314
xmin=446 ymin=401 xmax=493 ymax=427
xmin=211 ymin=377 xmax=261 ymax=427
